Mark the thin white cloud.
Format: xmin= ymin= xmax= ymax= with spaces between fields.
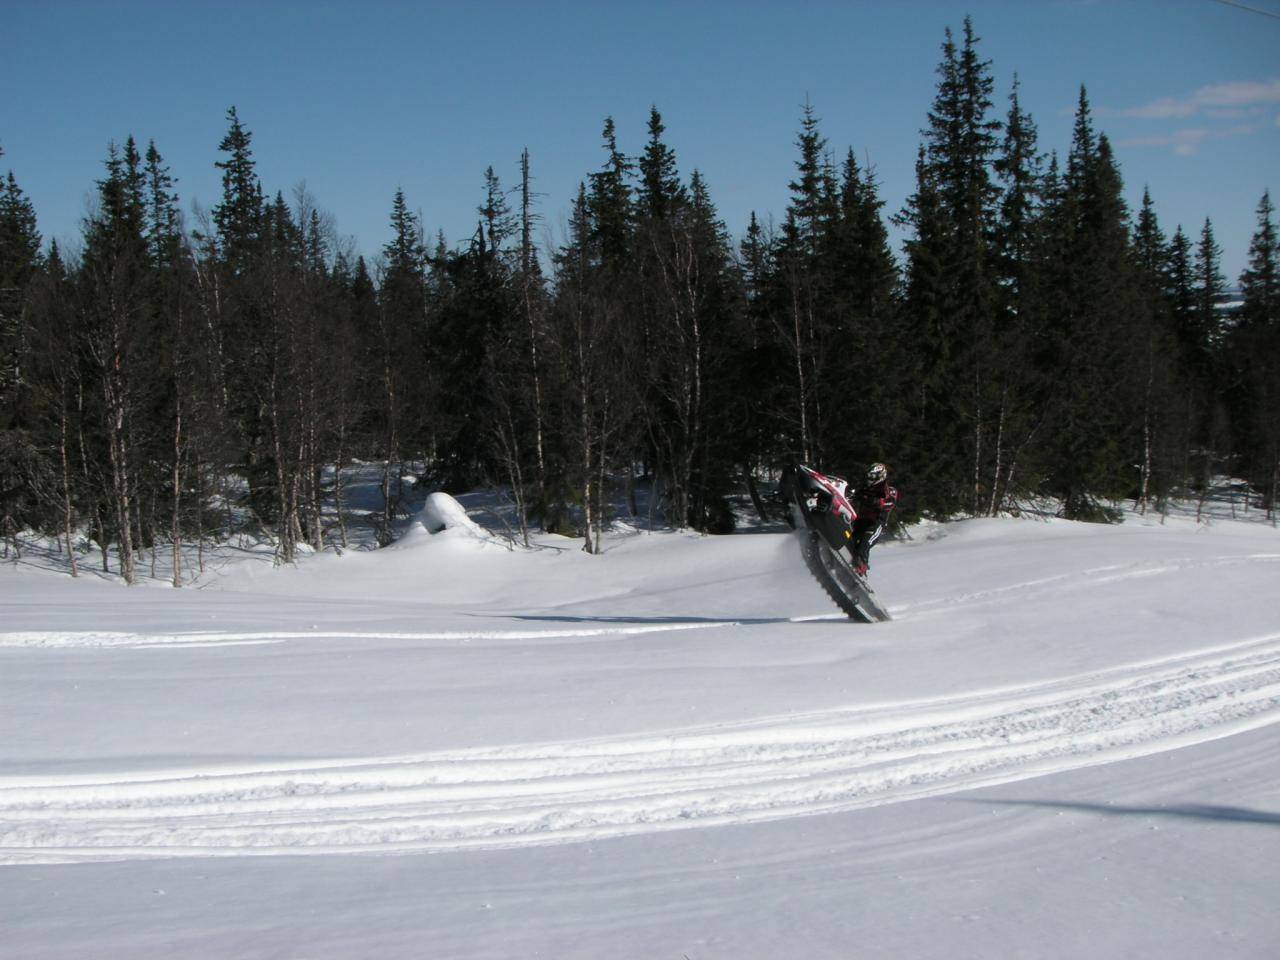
xmin=1117 ymin=78 xmax=1280 ymax=119
xmin=1118 ymin=129 xmax=1210 ymax=154
xmin=1116 ymin=124 xmax=1260 ymax=156
xmin=1205 ymin=107 xmax=1263 ymax=119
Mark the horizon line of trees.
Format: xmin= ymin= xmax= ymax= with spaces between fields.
xmin=1 ymin=17 xmax=1277 ymax=583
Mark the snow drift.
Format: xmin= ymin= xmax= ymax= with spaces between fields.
xmin=401 ymin=491 xmax=489 ymax=544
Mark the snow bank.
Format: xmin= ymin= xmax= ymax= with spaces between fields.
xmin=406 ymin=491 xmax=488 ymax=542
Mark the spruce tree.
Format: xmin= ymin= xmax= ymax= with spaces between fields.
xmin=1194 ymin=218 xmax=1225 ymax=353
xmin=735 ymin=211 xmax=787 ymax=495
xmin=637 ymin=106 xmax=684 ymax=222
xmin=588 ymin=117 xmax=634 ymax=272
xmin=774 ymin=101 xmax=841 ymax=465
xmin=550 ymin=182 xmax=622 ymax=550
xmin=822 ymin=149 xmax=898 ymax=474
xmin=1167 ymin=226 xmax=1195 ymax=348
xmin=206 ymin=107 xmax=273 ymax=528
xmin=899 ymin=17 xmax=1001 ymax=516
xmin=1040 ymin=91 xmax=1138 ymax=518
xmin=784 ymin=99 xmax=828 ymax=258
xmin=514 ymin=147 xmax=551 ymax=526
xmin=212 ymin=106 xmax=262 ymax=274
xmin=78 ymin=139 xmax=158 ymax=581
xmin=372 ymin=188 xmax=425 ymax=543
xmin=992 ymin=76 xmax=1040 ymax=299
xmin=1234 ymin=191 xmax=1280 ymax=514
xmin=0 ymin=162 xmax=44 ymax=546
xmin=0 ymin=167 xmax=41 ymax=412
xmin=925 ymin=17 xmax=1000 ymax=239
xmin=143 ymin=141 xmax=181 ymax=268
xmin=1132 ymin=188 xmax=1168 ymax=283
xmin=1128 ymin=188 xmax=1183 ymax=513
xmin=1239 ymin=191 xmax=1278 ymax=329
xmin=897 ymin=146 xmax=953 ymax=514
xmin=478 ymin=166 xmax=516 ymax=256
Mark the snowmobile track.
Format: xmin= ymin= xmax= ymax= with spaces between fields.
xmin=4 ymin=633 xmax=1279 ymax=864
xmin=0 ymin=621 xmax=735 ymax=649
xmin=799 ymin=531 xmax=890 ymax=623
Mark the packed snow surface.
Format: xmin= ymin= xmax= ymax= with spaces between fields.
xmin=2 ymin=507 xmax=1278 ymax=958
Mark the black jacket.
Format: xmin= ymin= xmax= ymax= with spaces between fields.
xmin=853 ymin=479 xmax=898 ymax=526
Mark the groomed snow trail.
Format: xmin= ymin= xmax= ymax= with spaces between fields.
xmin=0 ymin=621 xmax=735 ymax=649
xmin=5 ymin=632 xmax=1279 ymax=864
xmin=893 ymin=553 xmax=1280 ymax=616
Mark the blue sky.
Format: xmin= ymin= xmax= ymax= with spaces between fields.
xmin=4 ymin=1 xmax=1277 ymax=280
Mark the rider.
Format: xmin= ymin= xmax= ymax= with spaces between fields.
xmin=849 ymin=462 xmax=897 ymax=577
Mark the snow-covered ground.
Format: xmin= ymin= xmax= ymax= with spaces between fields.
xmin=2 ymin=497 xmax=1278 ymax=958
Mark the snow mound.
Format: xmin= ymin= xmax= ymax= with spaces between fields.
xmin=413 ymin=492 xmax=488 ymax=540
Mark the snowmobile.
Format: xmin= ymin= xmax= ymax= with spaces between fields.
xmin=780 ymin=463 xmax=892 ymax=623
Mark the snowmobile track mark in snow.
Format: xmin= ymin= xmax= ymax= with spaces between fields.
xmin=4 ymin=633 xmax=1279 ymax=863
xmin=0 ymin=622 xmax=735 ymax=650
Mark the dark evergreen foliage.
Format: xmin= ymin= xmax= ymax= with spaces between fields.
xmin=0 ymin=157 xmax=44 ymax=544
xmin=1232 ymin=192 xmax=1280 ymax=509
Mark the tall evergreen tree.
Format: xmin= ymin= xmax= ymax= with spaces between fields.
xmin=514 ymin=147 xmax=552 ymax=527
xmin=0 ymin=168 xmax=41 ymax=410
xmin=822 ymin=149 xmax=899 ymax=473
xmin=1167 ymin=226 xmax=1195 ymax=347
xmin=900 ymin=17 xmax=1001 ymax=516
xmin=783 ymin=99 xmax=829 ymax=259
xmin=985 ymin=75 xmax=1045 ymax=513
xmin=1128 ymin=187 xmax=1183 ymax=513
xmin=478 ymin=166 xmax=516 ymax=256
xmin=1233 ymin=191 xmax=1280 ymax=513
xmin=1194 ymin=218 xmax=1225 ymax=350
xmin=774 ymin=101 xmax=838 ymax=465
xmin=896 ymin=146 xmax=954 ymax=513
xmin=212 ymin=106 xmax=262 ymax=274
xmin=925 ymin=17 xmax=1001 ymax=239
xmin=0 ymin=160 xmax=44 ymax=546
xmin=1239 ymin=191 xmax=1278 ymax=329
xmin=372 ymin=188 xmax=425 ymax=542
xmin=1132 ymin=188 xmax=1168 ymax=282
xmin=143 ymin=141 xmax=181 ymax=268
xmin=637 ymin=106 xmax=684 ymax=222
xmin=550 ymin=182 xmax=626 ymax=551
xmin=588 ymin=117 xmax=634 ymax=272
xmin=77 ymin=139 xmax=158 ymax=581
xmin=1044 ymin=92 xmax=1139 ymax=517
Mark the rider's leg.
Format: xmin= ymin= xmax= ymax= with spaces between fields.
xmin=854 ymin=522 xmax=884 ymax=574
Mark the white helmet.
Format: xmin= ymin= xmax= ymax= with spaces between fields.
xmin=866 ymin=462 xmax=887 ymax=485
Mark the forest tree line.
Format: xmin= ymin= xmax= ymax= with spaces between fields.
xmin=0 ymin=19 xmax=1277 ymax=583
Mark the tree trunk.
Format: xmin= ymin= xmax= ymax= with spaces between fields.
xmin=972 ymin=364 xmax=984 ymax=517
xmin=103 ymin=373 xmax=136 ymax=584
xmin=790 ymin=284 xmax=810 ymax=462
xmin=59 ymin=406 xmax=78 ymax=578
xmin=746 ymin=466 xmax=770 ymax=524
xmin=581 ymin=396 xmax=594 ymax=555
xmin=334 ymin=422 xmax=349 ymax=550
xmin=172 ymin=398 xmax=182 ymax=587
xmin=988 ymin=389 xmax=1006 ymax=517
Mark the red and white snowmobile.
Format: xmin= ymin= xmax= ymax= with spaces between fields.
xmin=781 ymin=463 xmax=892 ymax=623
